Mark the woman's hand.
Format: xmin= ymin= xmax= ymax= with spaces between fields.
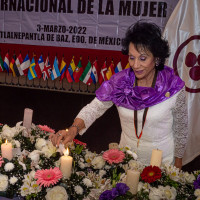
xmin=49 ymin=127 xmax=77 ymax=147
xmin=174 ymin=157 xmax=182 ymax=170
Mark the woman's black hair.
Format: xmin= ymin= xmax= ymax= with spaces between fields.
xmin=121 ymin=20 xmax=170 ymax=70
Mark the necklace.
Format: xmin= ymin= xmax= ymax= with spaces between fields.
xmin=134 ymin=70 xmax=158 ymax=147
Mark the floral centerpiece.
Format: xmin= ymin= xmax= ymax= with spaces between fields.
xmin=0 ymin=122 xmax=200 ymax=200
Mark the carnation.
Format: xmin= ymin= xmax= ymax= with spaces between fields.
xmin=4 ymin=162 xmax=15 ymax=171
xmin=9 ymin=176 xmax=18 ymax=185
xmin=91 ymin=156 xmax=105 ymax=169
xmin=45 ymin=186 xmax=68 ymax=200
xmin=28 ymin=150 xmax=41 ymax=162
xmin=83 ymin=178 xmax=92 ymax=187
xmin=0 ymin=175 xmax=8 ymax=191
xmin=74 ymin=185 xmax=83 ymax=195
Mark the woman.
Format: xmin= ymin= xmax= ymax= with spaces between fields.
xmin=50 ymin=21 xmax=188 ymax=169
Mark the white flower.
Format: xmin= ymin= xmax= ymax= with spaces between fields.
xmin=184 ymin=172 xmax=196 ymax=183
xmin=197 ymin=197 xmax=200 ymax=200
xmin=41 ymin=141 xmax=57 ymax=158
xmin=0 ymin=174 xmax=8 ymax=191
xmin=91 ymin=156 xmax=105 ymax=169
xmin=74 ymin=185 xmax=83 ymax=195
xmin=19 ymin=161 xmax=27 ymax=170
xmin=1 ymin=124 xmax=18 ymax=139
xmin=4 ymin=162 xmax=14 ymax=171
xmin=20 ymin=183 xmax=30 ymax=196
xmin=78 ymin=161 xmax=86 ymax=169
xmin=14 ymin=140 xmax=21 ymax=148
xmin=99 ymin=170 xmax=106 ymax=177
xmin=138 ymin=182 xmax=150 ymax=192
xmin=46 ymin=186 xmax=68 ymax=200
xmin=9 ymin=176 xmax=18 ymax=185
xmin=85 ymin=150 xmax=96 ymax=163
xmin=149 ymin=186 xmax=164 ymax=200
xmin=28 ymin=150 xmax=41 ymax=162
xmin=195 ymin=189 xmax=200 ymax=197
xmin=163 ymin=186 xmax=177 ymax=200
xmin=83 ymin=178 xmax=92 ymax=187
xmin=126 ymin=150 xmax=138 ymax=160
xmin=35 ymin=138 xmax=47 ymax=150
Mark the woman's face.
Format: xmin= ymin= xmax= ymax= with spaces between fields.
xmin=128 ymin=42 xmax=156 ymax=82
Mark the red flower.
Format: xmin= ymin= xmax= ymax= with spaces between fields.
xmin=141 ymin=165 xmax=162 ymax=183
xmin=73 ymin=139 xmax=87 ymax=147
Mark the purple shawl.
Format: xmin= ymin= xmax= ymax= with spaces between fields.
xmin=96 ymin=66 xmax=185 ymax=110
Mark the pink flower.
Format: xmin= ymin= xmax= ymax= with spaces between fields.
xmin=38 ymin=125 xmax=55 ymax=134
xmin=73 ymin=139 xmax=87 ymax=147
xmin=35 ymin=167 xmax=62 ymax=187
xmin=0 ymin=156 xmax=4 ymax=167
xmin=103 ymin=149 xmax=125 ymax=164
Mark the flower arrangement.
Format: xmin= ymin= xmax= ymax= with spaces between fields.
xmin=0 ymin=122 xmax=200 ymax=200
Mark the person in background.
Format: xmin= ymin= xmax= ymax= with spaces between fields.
xmin=50 ymin=20 xmax=188 ymax=169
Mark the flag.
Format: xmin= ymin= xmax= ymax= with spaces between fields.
xmin=20 ymin=54 xmax=30 ymax=75
xmin=125 ymin=62 xmax=130 ymax=69
xmin=28 ymin=57 xmax=37 ymax=80
xmin=66 ymin=57 xmax=76 ymax=83
xmin=0 ymin=54 xmax=5 ymax=72
xmin=99 ymin=61 xmax=107 ymax=85
xmin=115 ymin=61 xmax=123 ymax=73
xmin=42 ymin=56 xmax=52 ymax=80
xmin=91 ymin=59 xmax=98 ymax=84
xmin=79 ymin=60 xmax=93 ymax=85
xmin=14 ymin=53 xmax=23 ymax=77
xmin=4 ymin=53 xmax=9 ymax=74
xmin=9 ymin=54 xmax=16 ymax=77
xmin=73 ymin=57 xmax=83 ymax=82
xmin=105 ymin=61 xmax=115 ymax=80
xmin=60 ymin=58 xmax=67 ymax=81
xmin=163 ymin=0 xmax=200 ymax=165
xmin=51 ymin=56 xmax=60 ymax=80
xmin=35 ymin=55 xmax=44 ymax=79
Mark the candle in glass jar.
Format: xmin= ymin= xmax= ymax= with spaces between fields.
xmin=126 ymin=170 xmax=140 ymax=194
xmin=1 ymin=140 xmax=13 ymax=160
xmin=150 ymin=149 xmax=163 ymax=167
xmin=60 ymin=148 xmax=73 ymax=179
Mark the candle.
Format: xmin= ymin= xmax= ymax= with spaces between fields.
xmin=126 ymin=170 xmax=140 ymax=194
xmin=108 ymin=143 xmax=119 ymax=149
xmin=150 ymin=149 xmax=163 ymax=167
xmin=23 ymin=108 xmax=33 ymax=129
xmin=1 ymin=140 xmax=13 ymax=160
xmin=60 ymin=148 xmax=73 ymax=179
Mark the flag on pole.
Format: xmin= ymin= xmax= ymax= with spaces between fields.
xmin=163 ymin=0 xmax=200 ymax=165
xmin=99 ymin=61 xmax=107 ymax=85
xmin=125 ymin=62 xmax=130 ymax=69
xmin=9 ymin=54 xmax=16 ymax=77
xmin=91 ymin=59 xmax=98 ymax=84
xmin=42 ymin=56 xmax=52 ymax=80
xmin=14 ymin=53 xmax=23 ymax=77
xmin=20 ymin=54 xmax=30 ymax=75
xmin=115 ymin=61 xmax=123 ymax=73
xmin=66 ymin=57 xmax=76 ymax=83
xmin=28 ymin=57 xmax=37 ymax=80
xmin=73 ymin=57 xmax=83 ymax=82
xmin=35 ymin=55 xmax=44 ymax=79
xmin=79 ymin=60 xmax=93 ymax=85
xmin=105 ymin=61 xmax=115 ymax=80
xmin=0 ymin=54 xmax=5 ymax=72
xmin=4 ymin=53 xmax=9 ymax=74
xmin=60 ymin=57 xmax=67 ymax=81
xmin=51 ymin=56 xmax=60 ymax=80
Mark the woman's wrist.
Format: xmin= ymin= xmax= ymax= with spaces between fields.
xmin=69 ymin=125 xmax=80 ymax=136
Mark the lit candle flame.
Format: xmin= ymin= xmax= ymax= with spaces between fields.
xmin=5 ymin=140 xmax=8 ymax=144
xmin=66 ymin=128 xmax=68 ymax=132
xmin=64 ymin=148 xmax=69 ymax=156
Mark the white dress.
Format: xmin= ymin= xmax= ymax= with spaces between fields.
xmin=76 ymin=88 xmax=188 ymax=165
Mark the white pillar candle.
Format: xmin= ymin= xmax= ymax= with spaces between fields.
xmin=126 ymin=170 xmax=140 ymax=195
xmin=60 ymin=148 xmax=73 ymax=179
xmin=108 ymin=143 xmax=119 ymax=149
xmin=1 ymin=140 xmax=13 ymax=160
xmin=23 ymin=108 xmax=33 ymax=129
xmin=150 ymin=149 xmax=163 ymax=167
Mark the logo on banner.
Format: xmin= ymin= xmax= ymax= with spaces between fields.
xmin=173 ymin=35 xmax=200 ymax=93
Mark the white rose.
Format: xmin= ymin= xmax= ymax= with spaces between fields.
xmin=45 ymin=186 xmax=68 ymax=200
xmin=0 ymin=175 xmax=8 ymax=191
xmin=35 ymin=138 xmax=47 ymax=150
xmin=41 ymin=141 xmax=57 ymax=158
xmin=195 ymin=189 xmax=200 ymax=197
xmin=163 ymin=186 xmax=177 ymax=200
xmin=149 ymin=186 xmax=164 ymax=200
xmin=1 ymin=125 xmax=17 ymax=139
xmin=184 ymin=172 xmax=196 ymax=183
xmin=91 ymin=156 xmax=105 ymax=169
xmin=28 ymin=150 xmax=41 ymax=162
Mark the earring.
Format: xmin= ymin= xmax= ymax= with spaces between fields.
xmin=155 ymin=59 xmax=160 ymax=67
